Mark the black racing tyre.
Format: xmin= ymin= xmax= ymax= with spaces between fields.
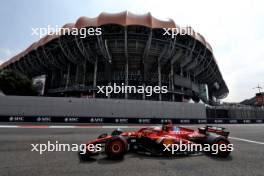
xmin=204 ymin=134 xmax=231 ymax=158
xmin=106 ymin=136 xmax=127 ymax=159
xmin=212 ymin=138 xmax=231 ymax=157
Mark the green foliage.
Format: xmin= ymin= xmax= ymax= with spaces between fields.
xmin=0 ymin=69 xmax=37 ymax=95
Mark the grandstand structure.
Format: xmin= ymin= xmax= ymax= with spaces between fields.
xmin=0 ymin=11 xmax=228 ymax=105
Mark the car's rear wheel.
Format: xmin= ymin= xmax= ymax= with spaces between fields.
xmin=106 ymin=137 xmax=127 ymax=159
xmin=213 ymin=139 xmax=231 ymax=158
xmin=205 ymin=134 xmax=231 ymax=158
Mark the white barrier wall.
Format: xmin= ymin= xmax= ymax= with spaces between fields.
xmin=0 ymin=96 xmax=206 ymax=119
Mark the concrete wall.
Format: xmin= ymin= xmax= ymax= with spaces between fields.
xmin=206 ymin=106 xmax=264 ymax=119
xmin=0 ymin=96 xmax=206 ymax=119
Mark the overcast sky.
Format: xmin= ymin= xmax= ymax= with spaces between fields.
xmin=0 ymin=0 xmax=263 ymax=102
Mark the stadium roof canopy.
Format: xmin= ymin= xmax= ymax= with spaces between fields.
xmin=0 ymin=11 xmax=214 ymax=69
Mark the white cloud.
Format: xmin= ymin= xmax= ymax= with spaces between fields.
xmin=0 ymin=48 xmax=12 ymax=57
xmin=0 ymin=48 xmax=13 ymax=65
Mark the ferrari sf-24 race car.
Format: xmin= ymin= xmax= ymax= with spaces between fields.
xmin=80 ymin=122 xmax=232 ymax=160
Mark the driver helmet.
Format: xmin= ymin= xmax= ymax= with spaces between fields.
xmin=162 ymin=120 xmax=173 ymax=131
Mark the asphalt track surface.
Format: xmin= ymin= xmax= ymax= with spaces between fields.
xmin=0 ymin=124 xmax=264 ymax=176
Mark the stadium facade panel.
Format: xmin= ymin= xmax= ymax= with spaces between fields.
xmin=0 ymin=11 xmax=228 ymax=104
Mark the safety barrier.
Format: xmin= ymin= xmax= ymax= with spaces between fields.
xmin=0 ymin=115 xmax=263 ymax=124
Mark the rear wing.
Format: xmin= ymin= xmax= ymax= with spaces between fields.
xmin=206 ymin=126 xmax=225 ymax=131
xmin=199 ymin=126 xmax=230 ymax=137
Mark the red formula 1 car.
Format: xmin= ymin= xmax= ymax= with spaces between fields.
xmin=80 ymin=122 xmax=232 ymax=160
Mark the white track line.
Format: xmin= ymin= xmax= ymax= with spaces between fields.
xmin=0 ymin=125 xmax=153 ymax=129
xmin=0 ymin=125 xmax=261 ymax=129
xmin=102 ymin=126 xmax=133 ymax=129
xmin=0 ymin=125 xmax=19 ymax=128
xmin=0 ymin=125 xmax=171 ymax=129
xmin=230 ymin=137 xmax=264 ymax=145
xmin=49 ymin=126 xmax=76 ymax=128
xmin=101 ymin=126 xmax=157 ymax=129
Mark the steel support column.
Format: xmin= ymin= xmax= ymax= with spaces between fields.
xmin=180 ymin=67 xmax=184 ymax=100
xmin=65 ymin=64 xmax=70 ymax=89
xmin=142 ymin=30 xmax=153 ymax=100
xmin=83 ymin=59 xmax=87 ymax=85
xmin=93 ymin=57 xmax=98 ymax=98
xmin=157 ymin=46 xmax=167 ymax=101
xmin=125 ymin=27 xmax=129 ymax=99
xmin=170 ymin=62 xmax=175 ymax=101
xmin=158 ymin=59 xmax=162 ymax=101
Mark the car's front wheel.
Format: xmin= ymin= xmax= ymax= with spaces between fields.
xmin=106 ymin=136 xmax=127 ymax=159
